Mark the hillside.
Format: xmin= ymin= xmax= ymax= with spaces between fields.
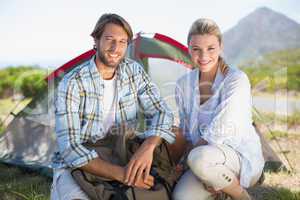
xmin=223 ymin=7 xmax=300 ymax=65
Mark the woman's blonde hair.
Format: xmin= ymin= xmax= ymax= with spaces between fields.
xmin=187 ymin=18 xmax=228 ymax=74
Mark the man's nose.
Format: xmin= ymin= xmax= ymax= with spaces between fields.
xmin=109 ymin=40 xmax=119 ymax=52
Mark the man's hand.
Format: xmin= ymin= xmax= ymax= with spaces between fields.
xmin=131 ymin=173 xmax=154 ymax=189
xmin=124 ymin=136 xmax=161 ymax=187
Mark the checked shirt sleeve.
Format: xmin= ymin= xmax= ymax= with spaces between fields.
xmin=135 ymin=64 xmax=175 ymax=144
xmin=54 ymin=78 xmax=98 ymax=168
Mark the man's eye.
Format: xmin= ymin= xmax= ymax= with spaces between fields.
xmin=105 ymin=37 xmax=113 ymax=41
xmin=208 ymin=48 xmax=215 ymax=51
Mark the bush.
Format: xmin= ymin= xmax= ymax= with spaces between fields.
xmin=287 ymin=66 xmax=300 ymax=91
xmin=0 ymin=66 xmax=47 ymax=98
xmin=240 ymin=48 xmax=300 ymax=92
xmin=18 ymin=71 xmax=47 ymax=98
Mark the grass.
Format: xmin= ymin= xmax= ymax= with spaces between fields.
xmin=265 ymin=130 xmax=289 ymax=140
xmin=248 ymin=170 xmax=300 ymax=200
xmin=0 ymin=164 xmax=51 ymax=200
xmin=249 ymin=186 xmax=300 ymax=200
xmin=0 ymin=165 xmax=299 ymax=200
xmin=287 ymin=110 xmax=300 ymax=128
xmin=253 ymin=109 xmax=300 ymax=129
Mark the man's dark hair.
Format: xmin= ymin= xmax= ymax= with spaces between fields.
xmin=91 ymin=13 xmax=133 ymax=43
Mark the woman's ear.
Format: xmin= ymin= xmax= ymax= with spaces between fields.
xmin=188 ymin=46 xmax=192 ymax=56
xmin=220 ymin=42 xmax=224 ymax=57
xmin=220 ymin=42 xmax=224 ymax=51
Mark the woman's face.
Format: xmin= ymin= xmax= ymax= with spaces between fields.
xmin=188 ymin=34 xmax=222 ymax=72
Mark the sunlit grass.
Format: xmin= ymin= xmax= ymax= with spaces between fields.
xmin=253 ymin=109 xmax=300 ymax=129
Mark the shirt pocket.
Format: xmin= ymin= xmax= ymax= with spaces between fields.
xmin=81 ymin=96 xmax=100 ymax=136
xmin=119 ymin=93 xmax=137 ymax=121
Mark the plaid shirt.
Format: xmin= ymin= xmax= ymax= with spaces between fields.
xmin=52 ymin=56 xmax=174 ymax=169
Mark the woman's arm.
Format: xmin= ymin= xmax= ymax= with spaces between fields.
xmin=167 ymin=127 xmax=189 ymax=164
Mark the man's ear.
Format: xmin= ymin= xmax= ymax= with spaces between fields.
xmin=93 ymin=38 xmax=98 ymax=50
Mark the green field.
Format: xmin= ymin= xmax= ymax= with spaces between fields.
xmin=240 ymin=48 xmax=300 ymax=92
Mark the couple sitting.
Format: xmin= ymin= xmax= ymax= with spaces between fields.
xmin=51 ymin=13 xmax=264 ymax=200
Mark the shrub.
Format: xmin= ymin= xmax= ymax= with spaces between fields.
xmin=0 ymin=66 xmax=47 ymax=98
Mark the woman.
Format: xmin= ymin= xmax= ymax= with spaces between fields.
xmin=172 ymin=18 xmax=264 ymax=200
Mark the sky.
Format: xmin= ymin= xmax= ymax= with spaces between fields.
xmin=0 ymin=0 xmax=299 ymax=68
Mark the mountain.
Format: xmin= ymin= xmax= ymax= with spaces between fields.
xmin=223 ymin=7 xmax=300 ymax=65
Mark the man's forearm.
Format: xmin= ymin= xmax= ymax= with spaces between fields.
xmin=142 ymin=135 xmax=162 ymax=150
xmin=79 ymin=157 xmax=125 ymax=183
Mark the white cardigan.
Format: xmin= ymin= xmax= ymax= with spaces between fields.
xmin=175 ymin=67 xmax=265 ymax=188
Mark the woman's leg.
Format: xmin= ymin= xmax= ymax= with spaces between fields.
xmin=173 ymin=170 xmax=214 ymax=200
xmin=187 ymin=145 xmax=251 ymax=200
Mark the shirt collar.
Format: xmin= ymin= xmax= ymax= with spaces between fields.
xmin=193 ymin=66 xmax=225 ymax=94
xmin=211 ymin=66 xmax=224 ymax=92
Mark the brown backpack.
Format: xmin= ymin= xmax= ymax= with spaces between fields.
xmin=71 ymin=133 xmax=177 ymax=200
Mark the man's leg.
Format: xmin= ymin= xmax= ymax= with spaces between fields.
xmin=51 ymin=168 xmax=89 ymax=200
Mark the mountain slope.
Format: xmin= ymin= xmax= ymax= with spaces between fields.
xmin=223 ymin=7 xmax=300 ymax=65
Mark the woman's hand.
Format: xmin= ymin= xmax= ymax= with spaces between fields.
xmin=203 ymin=183 xmax=222 ymax=198
xmin=194 ymin=138 xmax=208 ymax=147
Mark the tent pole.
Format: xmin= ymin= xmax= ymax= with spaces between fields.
xmin=253 ymin=106 xmax=294 ymax=172
xmin=0 ymin=97 xmax=28 ymax=130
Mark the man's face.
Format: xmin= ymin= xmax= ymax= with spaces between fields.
xmin=95 ymin=23 xmax=129 ymax=68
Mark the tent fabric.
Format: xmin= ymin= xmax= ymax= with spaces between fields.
xmin=46 ymin=33 xmax=193 ymax=82
xmin=46 ymin=49 xmax=96 ymax=82
xmin=0 ymin=33 xmax=284 ymax=177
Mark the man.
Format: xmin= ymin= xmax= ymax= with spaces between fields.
xmin=51 ymin=13 xmax=175 ymax=200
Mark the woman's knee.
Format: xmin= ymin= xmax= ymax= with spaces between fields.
xmin=187 ymin=145 xmax=220 ymax=177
